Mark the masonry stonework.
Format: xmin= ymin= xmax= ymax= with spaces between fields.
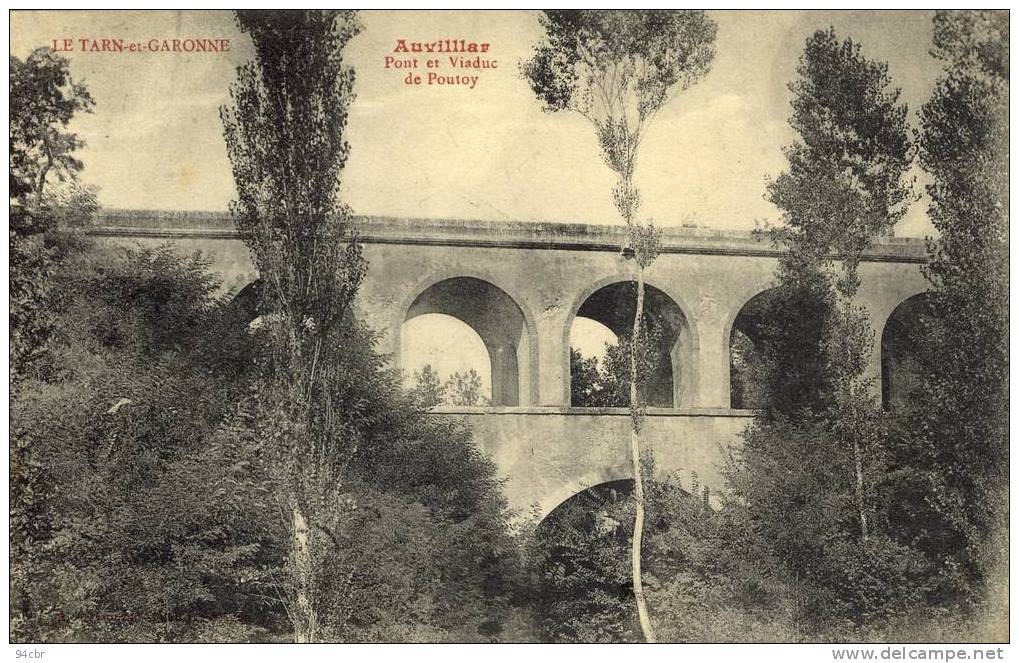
xmin=92 ymin=210 xmax=929 ymax=517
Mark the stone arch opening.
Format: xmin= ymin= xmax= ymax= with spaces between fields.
xmin=402 ymin=277 xmax=531 ymax=406
xmin=728 ymin=287 xmax=782 ymax=410
xmin=537 ymin=478 xmax=708 ymax=533
xmin=537 ymin=479 xmax=635 ymax=537
xmin=532 ymin=477 xmax=709 ymax=639
xmin=569 ymin=281 xmax=691 ymax=408
xmin=881 ymin=292 xmax=931 ymax=411
xmin=231 ymin=280 xmax=263 ymax=321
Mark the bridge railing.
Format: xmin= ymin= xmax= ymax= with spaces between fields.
xmin=425 ymin=405 xmax=758 ymax=418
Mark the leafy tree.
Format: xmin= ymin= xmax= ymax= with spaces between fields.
xmin=528 ymin=485 xmax=637 ymax=642
xmin=445 ymin=369 xmax=485 ymax=406
xmin=10 ymin=47 xmax=95 ymax=383
xmin=220 ymin=9 xmax=367 ymax=642
xmin=410 ymin=364 xmax=445 ymax=408
xmin=759 ymin=24 xmax=913 ymax=464
xmin=10 ymin=48 xmax=94 ymax=201
xmin=571 ymin=321 xmax=668 ymax=408
xmin=762 ymin=26 xmax=912 ymax=537
xmin=523 ymin=11 xmax=716 ymax=639
xmin=10 ymin=50 xmax=98 ymax=635
xmin=602 ymin=323 xmax=668 ymax=408
xmin=570 ymin=348 xmax=609 ymax=407
xmin=896 ymin=9 xmax=1008 ymax=597
xmin=732 ymin=27 xmax=918 ymax=624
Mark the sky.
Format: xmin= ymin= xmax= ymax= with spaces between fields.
xmin=12 ymin=9 xmax=944 ymax=236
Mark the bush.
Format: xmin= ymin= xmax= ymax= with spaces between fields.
xmin=11 ymin=238 xmax=525 ymax=643
xmin=11 ymin=241 xmax=275 ymax=642
xmin=523 ymin=478 xmax=805 ymax=643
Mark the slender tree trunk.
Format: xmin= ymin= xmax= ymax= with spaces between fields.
xmin=853 ymin=435 xmax=868 ymax=541
xmin=291 ymin=503 xmax=316 ymax=643
xmin=835 ymin=262 xmax=869 ymax=543
xmin=36 ymin=139 xmax=53 ymax=203
xmin=630 ymin=265 xmax=656 ymax=643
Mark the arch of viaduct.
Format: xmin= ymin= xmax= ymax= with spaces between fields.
xmin=92 ymin=210 xmax=930 ymax=518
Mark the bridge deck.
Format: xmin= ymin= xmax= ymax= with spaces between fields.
xmin=91 ymin=209 xmax=928 ymax=262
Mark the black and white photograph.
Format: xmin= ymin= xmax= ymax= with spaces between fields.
xmin=7 ymin=7 xmax=1010 ymax=655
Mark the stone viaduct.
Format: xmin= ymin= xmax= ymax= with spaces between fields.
xmin=92 ymin=210 xmax=930 ymax=519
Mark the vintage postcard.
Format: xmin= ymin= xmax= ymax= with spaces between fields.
xmin=8 ymin=7 xmax=1009 ymax=656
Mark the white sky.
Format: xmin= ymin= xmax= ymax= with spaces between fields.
xmin=11 ymin=9 xmax=942 ymax=236
xmin=401 ymin=314 xmax=493 ymax=399
xmin=571 ymin=318 xmax=618 ymax=361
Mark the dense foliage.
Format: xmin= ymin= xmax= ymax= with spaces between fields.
xmin=892 ymin=9 xmax=1009 ymax=601
xmin=569 ymin=321 xmax=668 ymax=408
xmin=731 ymin=26 xmax=925 ymax=627
xmin=410 ymin=365 xmax=487 ymax=407
xmin=528 ymin=479 xmax=806 ymax=643
xmin=11 ymin=238 xmax=271 ymax=641
xmin=10 ymin=237 xmax=526 ymax=642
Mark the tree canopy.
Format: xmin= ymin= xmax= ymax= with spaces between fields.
xmin=896 ymin=9 xmax=1008 ymax=595
xmin=10 ymin=48 xmax=94 ymax=201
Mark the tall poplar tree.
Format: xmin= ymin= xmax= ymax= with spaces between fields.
xmin=767 ymin=27 xmax=912 ymax=538
xmin=220 ymin=10 xmax=365 ymax=642
xmin=900 ymin=10 xmax=1008 ymax=593
xmin=732 ymin=28 xmax=918 ymax=623
xmin=522 ymin=10 xmax=716 ymax=641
